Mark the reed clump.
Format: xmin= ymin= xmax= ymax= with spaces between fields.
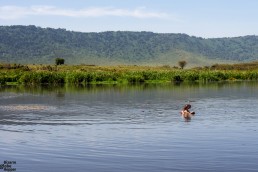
xmin=1 ymin=63 xmax=258 ymax=85
xmin=18 ymin=72 xmax=65 ymax=85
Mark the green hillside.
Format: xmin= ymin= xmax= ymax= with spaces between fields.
xmin=1 ymin=25 xmax=258 ymax=66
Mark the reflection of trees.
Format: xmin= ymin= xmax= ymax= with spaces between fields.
xmin=1 ymin=82 xmax=258 ymax=95
xmin=56 ymin=91 xmax=65 ymax=99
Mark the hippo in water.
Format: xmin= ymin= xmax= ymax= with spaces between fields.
xmin=181 ymin=104 xmax=195 ymax=119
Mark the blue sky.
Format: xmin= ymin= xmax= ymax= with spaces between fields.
xmin=0 ymin=0 xmax=257 ymax=38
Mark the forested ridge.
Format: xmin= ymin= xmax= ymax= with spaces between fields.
xmin=1 ymin=25 xmax=258 ymax=65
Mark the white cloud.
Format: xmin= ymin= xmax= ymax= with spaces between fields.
xmin=0 ymin=6 xmax=28 ymax=20
xmin=0 ymin=5 xmax=170 ymax=20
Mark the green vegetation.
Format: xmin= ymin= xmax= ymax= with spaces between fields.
xmin=1 ymin=62 xmax=258 ymax=85
xmin=1 ymin=25 xmax=258 ymax=66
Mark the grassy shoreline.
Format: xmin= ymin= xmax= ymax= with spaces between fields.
xmin=1 ymin=63 xmax=258 ymax=85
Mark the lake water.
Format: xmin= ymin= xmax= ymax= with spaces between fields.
xmin=0 ymin=82 xmax=258 ymax=172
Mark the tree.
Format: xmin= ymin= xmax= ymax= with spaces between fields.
xmin=178 ymin=60 xmax=187 ymax=69
xmin=55 ymin=58 xmax=65 ymax=65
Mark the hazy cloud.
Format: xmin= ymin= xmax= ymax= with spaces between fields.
xmin=0 ymin=5 xmax=170 ymax=20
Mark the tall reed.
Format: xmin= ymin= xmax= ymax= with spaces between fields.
xmin=1 ymin=68 xmax=258 ymax=85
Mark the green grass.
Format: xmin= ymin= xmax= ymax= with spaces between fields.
xmin=1 ymin=63 xmax=258 ymax=85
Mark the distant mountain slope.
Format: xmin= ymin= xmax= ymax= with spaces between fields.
xmin=1 ymin=25 xmax=258 ymax=66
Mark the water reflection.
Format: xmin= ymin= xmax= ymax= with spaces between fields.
xmin=1 ymin=82 xmax=258 ymax=172
xmin=2 ymin=80 xmax=258 ymax=93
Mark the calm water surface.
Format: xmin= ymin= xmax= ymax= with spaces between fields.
xmin=0 ymin=82 xmax=258 ymax=172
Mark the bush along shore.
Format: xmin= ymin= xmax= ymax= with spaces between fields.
xmin=1 ymin=64 xmax=258 ymax=85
